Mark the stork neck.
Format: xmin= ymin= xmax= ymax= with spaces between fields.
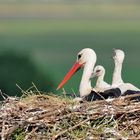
xmin=96 ymin=74 xmax=104 ymax=87
xmin=112 ymin=62 xmax=123 ymax=87
xmin=79 ymin=61 xmax=95 ymax=97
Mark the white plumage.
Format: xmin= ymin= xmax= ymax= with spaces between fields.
xmin=111 ymin=49 xmax=140 ymax=94
xmin=91 ymin=65 xmax=110 ymax=92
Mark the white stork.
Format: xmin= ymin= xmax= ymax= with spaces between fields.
xmin=57 ymin=48 xmax=123 ymax=101
xmin=91 ymin=65 xmax=110 ymax=92
xmin=112 ymin=49 xmax=140 ymax=94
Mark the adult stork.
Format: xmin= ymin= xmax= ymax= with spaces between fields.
xmin=91 ymin=65 xmax=111 ymax=92
xmin=57 ymin=48 xmax=96 ymax=97
xmin=112 ymin=49 xmax=140 ymax=94
xmin=57 ymin=48 xmax=121 ymax=101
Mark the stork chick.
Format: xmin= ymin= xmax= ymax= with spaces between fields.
xmin=91 ymin=65 xmax=110 ymax=92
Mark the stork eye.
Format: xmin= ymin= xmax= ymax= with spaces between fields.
xmin=78 ymin=54 xmax=82 ymax=60
xmin=96 ymin=70 xmax=101 ymax=73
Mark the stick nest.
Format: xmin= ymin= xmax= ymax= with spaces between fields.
xmin=0 ymin=91 xmax=140 ymax=140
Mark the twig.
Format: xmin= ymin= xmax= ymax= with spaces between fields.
xmin=71 ymin=88 xmax=77 ymax=98
xmin=122 ymin=93 xmax=140 ymax=100
xmin=1 ymin=121 xmax=6 ymax=140
xmin=52 ymin=118 xmax=90 ymax=140
xmin=26 ymin=86 xmax=34 ymax=92
xmin=122 ymin=118 xmax=140 ymax=131
xmin=16 ymin=84 xmax=28 ymax=95
xmin=96 ymin=92 xmax=106 ymax=101
xmin=0 ymin=90 xmax=9 ymax=100
xmin=32 ymin=82 xmax=41 ymax=95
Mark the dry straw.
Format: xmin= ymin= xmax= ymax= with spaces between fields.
xmin=0 ymin=88 xmax=140 ymax=140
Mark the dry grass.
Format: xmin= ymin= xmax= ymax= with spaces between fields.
xmin=0 ymin=88 xmax=140 ymax=140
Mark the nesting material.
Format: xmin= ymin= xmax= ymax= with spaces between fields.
xmin=0 ymin=92 xmax=140 ymax=140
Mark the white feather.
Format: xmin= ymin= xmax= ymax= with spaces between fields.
xmin=91 ymin=65 xmax=110 ymax=92
xmin=111 ymin=49 xmax=140 ymax=94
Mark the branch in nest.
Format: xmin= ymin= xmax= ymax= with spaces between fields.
xmin=52 ymin=118 xmax=90 ymax=140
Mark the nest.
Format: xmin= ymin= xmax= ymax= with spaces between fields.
xmin=0 ymin=90 xmax=140 ymax=140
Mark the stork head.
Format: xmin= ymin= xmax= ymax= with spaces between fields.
xmin=113 ymin=49 xmax=125 ymax=64
xmin=91 ymin=65 xmax=105 ymax=78
xmin=56 ymin=48 xmax=97 ymax=90
xmin=77 ymin=48 xmax=96 ymax=64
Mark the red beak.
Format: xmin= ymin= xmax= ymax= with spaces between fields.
xmin=56 ymin=62 xmax=82 ymax=90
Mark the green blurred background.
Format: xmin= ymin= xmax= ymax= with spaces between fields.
xmin=0 ymin=0 xmax=140 ymax=97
